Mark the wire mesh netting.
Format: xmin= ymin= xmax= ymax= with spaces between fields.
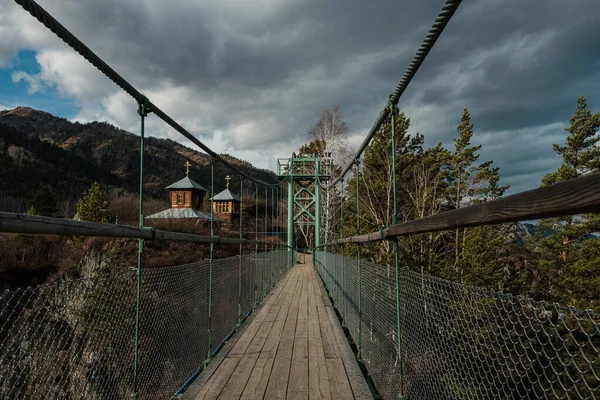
xmin=0 ymin=249 xmax=292 ymax=399
xmin=211 ymin=256 xmax=241 ymax=350
xmin=240 ymin=253 xmax=257 ymax=318
xmin=360 ymin=258 xmax=402 ymax=397
xmin=0 ymin=272 xmax=136 ymax=399
xmin=315 ymin=251 xmax=600 ymax=400
xmin=343 ymin=255 xmax=361 ymax=349
xmin=137 ymin=260 xmax=210 ymax=399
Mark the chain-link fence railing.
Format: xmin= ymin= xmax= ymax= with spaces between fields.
xmin=314 ymin=251 xmax=600 ymax=400
xmin=0 ymin=272 xmax=136 ymax=400
xmin=0 ymin=249 xmax=292 ymax=399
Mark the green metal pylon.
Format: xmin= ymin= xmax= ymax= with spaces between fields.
xmin=254 ymin=183 xmax=259 ymax=310
xmin=206 ymin=157 xmax=215 ymax=367
xmin=278 ymin=153 xmax=331 ymax=260
xmin=314 ymin=156 xmax=321 ymax=255
xmin=389 ymin=97 xmax=405 ymax=400
xmin=355 ymin=159 xmax=362 ymax=361
xmin=132 ymin=97 xmax=150 ymax=400
xmin=238 ymin=176 xmax=243 ymax=327
xmin=287 ymin=162 xmax=294 ymax=265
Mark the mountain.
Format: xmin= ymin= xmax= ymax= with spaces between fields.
xmin=0 ymin=107 xmax=278 ymax=212
xmin=513 ymin=222 xmax=538 ymax=245
xmin=513 ymin=221 xmax=598 ymax=245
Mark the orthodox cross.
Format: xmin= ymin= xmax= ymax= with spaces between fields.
xmin=225 ymin=175 xmax=231 ymax=188
xmin=184 ymin=161 xmax=192 ymax=176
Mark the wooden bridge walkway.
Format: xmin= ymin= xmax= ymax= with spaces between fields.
xmin=180 ymin=264 xmax=373 ymax=400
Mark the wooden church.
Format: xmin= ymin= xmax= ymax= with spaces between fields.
xmin=210 ymin=175 xmax=241 ymax=222
xmin=146 ymin=161 xmax=221 ymax=222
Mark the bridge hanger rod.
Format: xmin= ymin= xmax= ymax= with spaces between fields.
xmin=14 ymin=0 xmax=281 ymax=188
xmin=316 ymin=172 xmax=600 ymax=247
xmin=325 ymin=0 xmax=462 ymax=189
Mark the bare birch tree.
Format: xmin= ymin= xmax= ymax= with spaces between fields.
xmin=298 ymin=106 xmax=351 ymax=246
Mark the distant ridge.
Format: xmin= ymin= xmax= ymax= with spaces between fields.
xmin=513 ymin=222 xmax=598 ymax=245
xmin=0 ymin=107 xmax=277 ymax=209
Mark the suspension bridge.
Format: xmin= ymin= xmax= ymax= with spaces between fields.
xmin=1 ymin=0 xmax=600 ymax=399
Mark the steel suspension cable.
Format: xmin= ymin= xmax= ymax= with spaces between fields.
xmin=13 ymin=0 xmax=280 ymax=188
xmin=326 ymin=0 xmax=462 ymax=188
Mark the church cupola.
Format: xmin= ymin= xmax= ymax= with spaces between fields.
xmin=146 ymin=161 xmax=222 ymax=223
xmin=166 ymin=161 xmax=208 ymax=209
xmin=210 ymin=175 xmax=241 ymax=219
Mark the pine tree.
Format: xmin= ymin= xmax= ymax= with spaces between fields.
xmin=471 ymin=161 xmax=509 ymax=202
xmin=542 ymin=95 xmax=600 ymax=186
xmin=446 ymin=108 xmax=510 ymax=280
xmin=540 ymin=95 xmax=600 ymax=262
xmin=458 ymin=157 xmax=513 ymax=289
xmin=402 ymin=143 xmax=452 ymax=275
xmin=76 ymin=181 xmax=109 ymax=223
xmin=531 ymin=95 xmax=600 ymax=308
xmin=344 ymin=110 xmax=423 ymax=264
xmin=449 ymin=109 xmax=481 ymax=267
xmin=26 ymin=186 xmax=56 ymax=216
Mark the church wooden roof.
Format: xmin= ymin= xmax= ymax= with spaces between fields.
xmin=165 ymin=176 xmax=208 ymax=191
xmin=209 ymin=188 xmax=241 ymax=202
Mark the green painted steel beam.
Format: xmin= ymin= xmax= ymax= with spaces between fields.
xmin=278 ymin=153 xmax=330 ymax=251
xmin=296 ymin=186 xmax=315 ymax=197
xmin=293 ymin=200 xmax=315 ymax=222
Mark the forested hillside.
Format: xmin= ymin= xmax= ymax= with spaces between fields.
xmin=0 ymin=107 xmax=277 ymax=214
xmin=304 ymin=98 xmax=600 ymax=311
xmin=0 ymin=107 xmax=281 ymax=289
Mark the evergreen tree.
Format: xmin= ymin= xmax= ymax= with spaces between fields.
xmin=530 ymin=95 xmax=600 ymax=309
xmin=401 ymin=143 xmax=452 ymax=275
xmin=542 ymin=95 xmax=600 ymax=186
xmin=26 ymin=186 xmax=56 ymax=216
xmin=76 ymin=181 xmax=109 ymax=223
xmin=298 ymin=139 xmax=326 ymax=159
xmin=448 ymin=108 xmax=508 ymax=276
xmin=471 ymin=161 xmax=509 ymax=202
xmin=24 ymin=205 xmax=37 ymax=215
xmin=540 ymin=95 xmax=600 ymax=262
xmin=459 ymin=223 xmax=532 ymax=293
xmin=445 ymin=108 xmax=510 ymax=280
xmin=448 ymin=108 xmax=481 ymax=267
xmin=344 ymin=109 xmax=423 ymax=264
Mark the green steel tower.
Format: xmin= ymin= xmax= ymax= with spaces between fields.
xmin=278 ymin=153 xmax=332 ymax=263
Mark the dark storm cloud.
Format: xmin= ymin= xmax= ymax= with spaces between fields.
xmin=4 ymin=0 xmax=600 ymax=186
xmin=410 ymin=0 xmax=600 ymax=129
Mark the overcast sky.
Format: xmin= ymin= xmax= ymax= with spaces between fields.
xmin=1 ymin=0 xmax=599 ymax=193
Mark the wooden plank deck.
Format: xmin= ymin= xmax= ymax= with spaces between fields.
xmin=180 ymin=264 xmax=373 ymax=400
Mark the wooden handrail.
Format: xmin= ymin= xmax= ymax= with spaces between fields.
xmin=0 ymin=212 xmax=264 ymax=246
xmin=318 ymin=172 xmax=600 ymax=247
